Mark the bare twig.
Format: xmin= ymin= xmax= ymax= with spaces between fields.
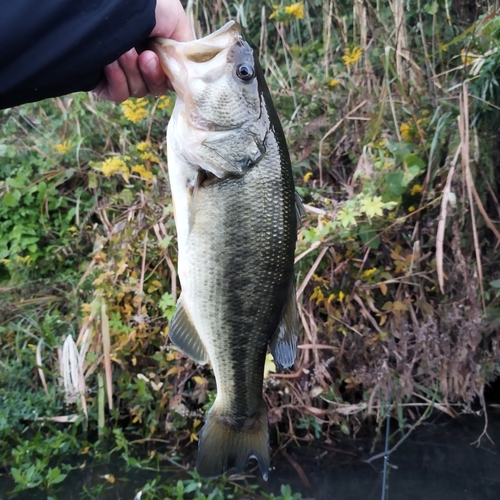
xmin=36 ymin=339 xmax=50 ymax=397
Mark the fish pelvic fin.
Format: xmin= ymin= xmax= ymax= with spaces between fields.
xmin=295 ymin=191 xmax=306 ymax=228
xmin=196 ymin=401 xmax=270 ymax=480
xmin=269 ymin=282 xmax=298 ymax=371
xmin=168 ymin=294 xmax=209 ymax=364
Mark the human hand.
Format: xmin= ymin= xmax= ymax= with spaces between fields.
xmin=93 ymin=0 xmax=193 ymax=102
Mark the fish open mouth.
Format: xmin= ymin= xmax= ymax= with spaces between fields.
xmin=151 ymin=21 xmax=243 ymax=97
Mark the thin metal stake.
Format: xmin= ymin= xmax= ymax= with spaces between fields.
xmin=381 ymin=392 xmax=391 ymax=500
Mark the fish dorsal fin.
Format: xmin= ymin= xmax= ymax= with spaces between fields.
xmin=169 ymin=295 xmax=209 ymax=364
xmin=269 ymin=283 xmax=298 ymax=370
xmin=295 ymin=191 xmax=306 ymax=228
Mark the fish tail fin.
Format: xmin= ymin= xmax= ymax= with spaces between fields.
xmin=196 ymin=401 xmax=269 ymax=480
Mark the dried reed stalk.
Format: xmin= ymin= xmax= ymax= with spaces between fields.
xmin=36 ymin=339 xmax=49 ymax=397
xmin=436 ymin=148 xmax=459 ymax=293
xmin=101 ymin=303 xmax=113 ymax=410
xmin=460 ymin=84 xmax=486 ymax=311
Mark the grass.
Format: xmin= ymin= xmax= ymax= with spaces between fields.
xmin=2 ymin=0 xmax=500 ymax=497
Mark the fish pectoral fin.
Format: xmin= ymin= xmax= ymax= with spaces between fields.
xmin=269 ymin=283 xmax=298 ymax=371
xmin=295 ymin=191 xmax=306 ymax=228
xmin=187 ymin=169 xmax=206 ymax=233
xmin=169 ymin=296 xmax=209 ymax=364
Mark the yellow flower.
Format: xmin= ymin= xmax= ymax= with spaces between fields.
xmin=101 ymin=157 xmax=125 ymax=176
xmin=410 ymin=184 xmax=423 ymax=196
xmin=303 ymin=172 xmax=313 ymax=182
xmin=81 ymin=303 xmax=91 ymax=313
xmin=338 ymin=291 xmax=345 ymax=302
xmin=400 ymin=122 xmax=414 ymax=142
xmin=263 ymin=353 xmax=276 ymax=379
xmin=54 ymin=141 xmax=72 ymax=154
xmin=285 ymin=2 xmax=304 ymax=19
xmin=408 ymin=205 xmax=416 ymax=213
xmin=269 ymin=5 xmax=279 ymax=19
xmin=132 ymin=164 xmax=154 ymax=180
xmin=16 ymin=255 xmax=32 ymax=264
xmin=460 ymin=50 xmax=478 ymax=65
xmin=363 ymin=267 xmax=377 ymax=278
xmin=157 ymin=95 xmax=172 ymax=110
xmin=121 ymin=98 xmax=149 ymax=123
xmin=136 ymin=141 xmax=151 ymax=152
xmin=328 ymin=79 xmax=340 ymax=87
xmin=140 ymin=151 xmax=160 ymax=163
xmin=341 ymin=46 xmax=363 ymax=67
xmin=100 ymin=156 xmax=130 ymax=182
xmin=310 ymin=286 xmax=325 ymax=305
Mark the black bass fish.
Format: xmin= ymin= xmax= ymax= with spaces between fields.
xmin=152 ymin=21 xmax=302 ymax=479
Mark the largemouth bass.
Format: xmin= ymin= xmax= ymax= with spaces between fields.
xmin=152 ymin=21 xmax=302 ymax=479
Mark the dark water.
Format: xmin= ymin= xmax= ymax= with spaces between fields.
xmin=2 ymin=410 xmax=500 ymax=499
xmin=269 ymin=409 xmax=500 ymax=500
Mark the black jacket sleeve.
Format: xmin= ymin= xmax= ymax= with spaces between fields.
xmin=0 ymin=0 xmax=157 ymax=109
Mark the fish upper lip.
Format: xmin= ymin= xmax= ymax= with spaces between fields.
xmin=150 ymin=20 xmax=242 ymax=63
xmin=152 ymin=20 xmax=241 ymax=48
xmin=150 ymin=21 xmax=244 ymax=98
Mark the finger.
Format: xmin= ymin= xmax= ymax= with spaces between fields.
xmin=117 ymin=49 xmax=148 ymax=98
xmin=169 ymin=6 xmax=194 ymax=42
xmin=94 ymin=61 xmax=129 ymax=102
xmin=138 ymin=51 xmax=169 ymax=96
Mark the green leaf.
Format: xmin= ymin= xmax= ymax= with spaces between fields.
xmin=358 ymin=224 xmax=380 ymax=249
xmin=2 ymin=192 xmax=18 ymax=207
xmin=0 ymin=144 xmax=16 ymax=158
xmin=184 ymin=482 xmax=199 ymax=493
xmin=10 ymin=467 xmax=25 ymax=485
xmin=119 ymin=188 xmax=134 ymax=204
xmin=337 ymin=207 xmax=359 ymax=228
xmin=159 ymin=293 xmax=176 ymax=320
xmin=385 ymin=172 xmax=406 ymax=196
xmin=424 ymin=2 xmax=438 ymax=15
xmin=6 ymin=173 xmax=26 ymax=189
xmin=405 ymin=154 xmax=425 ymax=171
xmin=88 ymin=171 xmax=98 ymax=189
xmin=490 ymin=279 xmax=500 ymax=288
xmin=48 ymin=467 xmax=67 ymax=485
xmin=359 ymin=196 xmax=385 ymax=218
xmin=160 ymin=235 xmax=172 ymax=249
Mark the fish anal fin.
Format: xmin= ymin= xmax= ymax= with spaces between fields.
xmin=196 ymin=401 xmax=269 ymax=480
xmin=169 ymin=295 xmax=209 ymax=364
xmin=269 ymin=283 xmax=298 ymax=371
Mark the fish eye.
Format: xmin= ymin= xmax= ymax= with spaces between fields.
xmin=236 ymin=63 xmax=255 ymax=83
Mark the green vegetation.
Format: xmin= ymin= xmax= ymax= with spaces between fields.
xmin=2 ymin=0 xmax=500 ymax=497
